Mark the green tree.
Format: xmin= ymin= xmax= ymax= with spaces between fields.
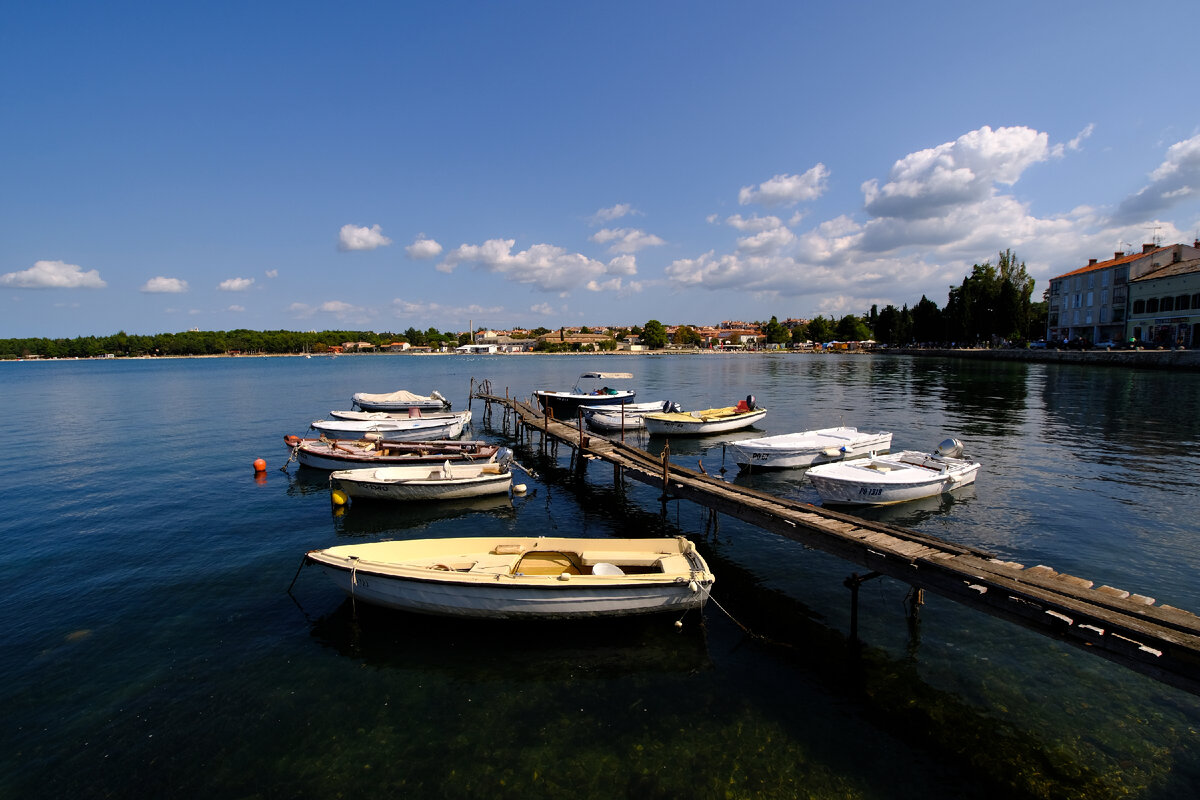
xmin=675 ymin=325 xmax=702 ymax=346
xmin=763 ymin=316 xmax=789 ymax=345
xmin=835 ymin=314 xmax=871 ymax=341
xmin=640 ymin=319 xmax=667 ymax=349
xmin=806 ymin=315 xmax=833 ymax=343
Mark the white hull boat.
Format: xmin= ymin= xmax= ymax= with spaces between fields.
xmin=583 ymin=401 xmax=672 ymax=432
xmin=351 ymin=389 xmax=450 ymax=411
xmin=328 ymin=409 xmax=465 ymax=422
xmin=330 ymin=460 xmax=513 ymax=502
xmin=644 ymin=404 xmax=766 ymax=436
xmin=284 ymin=435 xmax=502 ymax=471
xmin=305 ymin=536 xmax=715 ymax=619
xmin=806 ymin=439 xmax=980 ymax=506
xmin=729 ymin=427 xmax=893 ymax=470
xmin=310 ymin=410 xmax=471 ymax=442
xmin=534 ymin=372 xmax=636 ymax=420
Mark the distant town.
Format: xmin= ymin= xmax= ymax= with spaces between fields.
xmin=5 ymin=241 xmax=1200 ymax=359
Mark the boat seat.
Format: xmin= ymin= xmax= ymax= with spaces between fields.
xmin=578 ymin=551 xmax=671 ymax=568
xmin=514 ymin=551 xmax=583 ymax=576
xmin=653 ymin=554 xmax=692 ymax=575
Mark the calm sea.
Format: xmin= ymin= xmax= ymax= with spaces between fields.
xmin=1 ymin=353 xmax=1197 ymax=799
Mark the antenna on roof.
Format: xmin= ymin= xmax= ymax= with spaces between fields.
xmin=1149 ymin=224 xmax=1163 ymax=247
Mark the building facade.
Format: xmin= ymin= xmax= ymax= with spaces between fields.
xmin=1127 ymin=250 xmax=1200 ymax=348
xmin=1047 ymin=242 xmax=1200 ymax=344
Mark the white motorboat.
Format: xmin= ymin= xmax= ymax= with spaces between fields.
xmin=583 ymin=401 xmax=673 ymax=432
xmin=283 ymin=435 xmax=502 ymax=471
xmin=330 ymin=459 xmax=513 ymax=502
xmin=304 ymin=536 xmax=714 ymax=619
xmin=534 ymin=372 xmax=636 ymax=420
xmin=806 ymin=439 xmax=980 ymax=506
xmin=729 ymin=426 xmax=893 ymax=470
xmin=328 ymin=409 xmax=464 ymax=422
xmin=643 ymin=397 xmax=766 ymax=437
xmin=310 ymin=410 xmax=471 ymax=442
xmin=351 ymin=389 xmax=450 ymax=412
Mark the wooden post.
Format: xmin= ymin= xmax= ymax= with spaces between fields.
xmin=660 ymin=440 xmax=671 ymax=499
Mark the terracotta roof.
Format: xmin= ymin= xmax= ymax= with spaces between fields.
xmin=1051 ymin=247 xmax=1166 ymax=281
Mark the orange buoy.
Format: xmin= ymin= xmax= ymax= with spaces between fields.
xmin=253 ymin=458 xmax=267 ymax=472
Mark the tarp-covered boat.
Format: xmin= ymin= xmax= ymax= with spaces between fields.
xmin=351 ymin=389 xmax=450 ymax=411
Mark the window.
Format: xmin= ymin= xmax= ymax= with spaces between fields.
xmin=1176 ymin=295 xmax=1189 ymax=311
xmin=1073 ymin=310 xmax=1080 ymax=324
xmin=1101 ymin=289 xmax=1108 ymax=306
xmin=1161 ymin=296 xmax=1174 ymax=312
xmin=1102 ymin=271 xmax=1110 ymax=287
xmin=1192 ymin=293 xmax=1200 ymax=307
xmin=1133 ymin=299 xmax=1146 ymax=314
xmin=1074 ymin=276 xmax=1081 ymax=291
xmin=1087 ymin=291 xmax=1094 ymax=306
xmin=1147 ymin=298 xmax=1160 ymax=314
xmin=1086 ymin=310 xmax=1093 ymax=324
xmin=1088 ymin=274 xmax=1095 ymax=289
xmin=1100 ymin=307 xmax=1108 ymax=323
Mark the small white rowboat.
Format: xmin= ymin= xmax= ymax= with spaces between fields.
xmin=729 ymin=427 xmax=893 ymax=470
xmin=310 ymin=410 xmax=471 ymax=442
xmin=643 ymin=403 xmax=766 ymax=436
xmin=806 ymin=439 xmax=980 ymax=506
xmin=304 ymin=536 xmax=715 ymax=619
xmin=330 ymin=460 xmax=512 ymax=502
xmin=583 ymin=401 xmax=673 ymax=432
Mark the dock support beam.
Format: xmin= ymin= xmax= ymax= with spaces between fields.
xmin=844 ymin=571 xmax=882 ymax=643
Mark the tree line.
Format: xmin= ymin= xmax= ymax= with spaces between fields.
xmin=2 ymin=250 xmax=1046 ymax=358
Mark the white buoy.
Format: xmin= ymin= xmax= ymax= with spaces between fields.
xmin=513 ymin=483 xmax=527 ymax=495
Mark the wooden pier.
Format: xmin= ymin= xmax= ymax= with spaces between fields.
xmin=473 ymin=388 xmax=1200 ymax=697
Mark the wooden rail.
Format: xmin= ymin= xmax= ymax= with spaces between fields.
xmin=476 ymin=391 xmax=1200 ymax=697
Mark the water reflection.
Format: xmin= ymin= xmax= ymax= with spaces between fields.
xmin=308 ymin=600 xmax=713 ymax=679
xmin=331 ymin=494 xmax=517 ymax=538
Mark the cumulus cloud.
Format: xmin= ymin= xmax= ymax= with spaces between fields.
xmin=406 ymin=235 xmax=443 ymax=259
xmin=739 ymin=164 xmax=829 ymax=207
xmin=218 ymin=277 xmax=255 ymax=291
xmin=862 ymin=125 xmax=1050 ymax=220
xmin=670 ymin=124 xmax=1109 ymax=313
xmin=1 ymin=260 xmax=106 ymax=289
xmin=589 ymin=228 xmax=665 ymax=254
xmin=1113 ymin=133 xmax=1200 ymax=223
xmin=338 ymin=223 xmax=392 ymax=251
xmin=390 ymin=298 xmax=503 ymax=321
xmin=288 ymin=300 xmax=373 ymax=324
xmin=724 ymin=214 xmax=784 ymax=232
xmin=530 ymin=302 xmax=556 ymax=315
xmin=141 ymin=276 xmax=188 ymax=293
xmin=437 ymin=239 xmax=633 ymax=292
xmin=590 ymin=203 xmax=636 ymax=224
xmin=736 ymin=225 xmax=797 ymax=256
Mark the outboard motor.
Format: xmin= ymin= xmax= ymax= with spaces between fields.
xmin=934 ymin=438 xmax=964 ymax=458
xmin=495 ymin=447 xmax=514 ymax=469
xmin=745 ymin=394 xmax=756 ymax=411
xmin=430 ymin=389 xmax=451 ymax=409
xmin=662 ymin=400 xmax=681 ymax=413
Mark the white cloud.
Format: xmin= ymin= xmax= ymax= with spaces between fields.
xmin=862 ymin=125 xmax=1050 ymax=220
xmin=736 ymin=225 xmax=796 ymax=256
xmin=1 ymin=260 xmax=106 ymax=289
xmin=531 ymin=302 xmax=556 ymax=315
xmin=406 ymin=235 xmax=443 ymax=259
xmin=665 ymin=124 xmax=1125 ymax=314
xmin=438 ymin=238 xmax=631 ymax=292
xmin=590 ymin=203 xmax=636 ymax=224
xmin=589 ymin=228 xmax=665 ymax=254
xmin=141 ymin=276 xmax=189 ymax=293
xmin=338 ymin=223 xmax=392 ymax=251
xmin=1114 ymin=134 xmax=1200 ymax=223
xmin=724 ymin=214 xmax=784 ymax=232
xmin=1067 ymin=123 xmax=1095 ymax=152
xmin=218 ymin=277 xmax=255 ymax=291
xmin=739 ymin=164 xmax=829 ymax=207
xmin=228 ymin=305 xmax=245 ymax=312
xmin=265 ymin=269 xmax=278 ymax=278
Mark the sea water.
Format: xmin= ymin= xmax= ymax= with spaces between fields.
xmin=1 ymin=353 xmax=1197 ymax=799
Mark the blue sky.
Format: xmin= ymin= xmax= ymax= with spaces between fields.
xmin=3 ymin=1 xmax=1199 ymax=338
